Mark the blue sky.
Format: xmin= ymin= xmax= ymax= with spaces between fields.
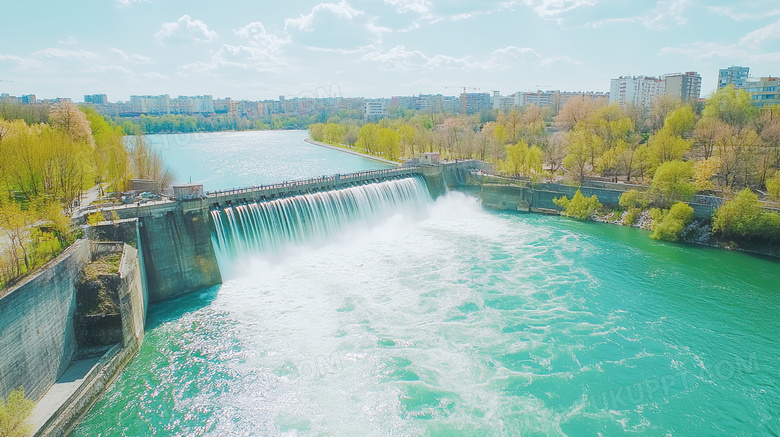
xmin=1 ymin=0 xmax=779 ymax=101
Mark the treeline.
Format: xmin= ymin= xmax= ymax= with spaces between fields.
xmin=0 ymin=102 xmax=173 ymax=289
xmin=311 ymin=86 xmax=780 ymax=243
xmin=113 ymin=109 xmax=369 ymax=136
xmin=310 ymin=86 xmax=780 ymax=197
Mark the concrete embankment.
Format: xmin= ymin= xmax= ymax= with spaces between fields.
xmin=454 ymin=173 xmax=719 ymax=220
xmin=32 ymin=243 xmax=146 ymax=436
xmin=0 ymin=240 xmax=146 ymax=436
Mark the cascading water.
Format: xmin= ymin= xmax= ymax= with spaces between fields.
xmin=210 ymin=176 xmax=431 ymax=268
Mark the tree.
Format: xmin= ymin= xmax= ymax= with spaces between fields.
xmin=0 ymin=387 xmax=34 ymax=437
xmin=563 ymin=131 xmax=591 ymax=184
xmin=553 ymin=189 xmax=602 ymax=220
xmin=323 ymin=123 xmax=347 ymax=145
xmin=650 ymin=161 xmax=695 ymax=206
xmin=553 ymin=96 xmax=606 ymax=131
xmin=767 ymin=172 xmax=780 ymax=203
xmin=694 ymin=118 xmax=729 ymax=159
xmin=693 ymin=157 xmax=720 ymax=192
xmin=377 ymin=127 xmax=401 ymax=160
xmin=647 ymin=128 xmax=691 ymax=165
xmin=49 ymin=101 xmax=94 ymax=145
xmin=544 ymin=131 xmax=567 ymax=175
xmin=505 ymin=141 xmax=528 ymax=176
xmin=713 ymin=188 xmax=780 ymax=241
xmin=663 ymin=106 xmax=696 ymax=137
xmin=701 ymin=84 xmax=757 ymax=128
xmin=128 ymin=136 xmax=175 ymax=192
xmin=714 ymin=128 xmax=759 ymax=189
xmin=497 ymin=109 xmax=522 ymax=143
xmin=650 ymin=202 xmax=694 ymax=241
xmin=526 ymin=145 xmax=543 ymax=178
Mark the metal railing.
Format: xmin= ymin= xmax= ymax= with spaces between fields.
xmin=206 ymin=167 xmax=421 ymax=198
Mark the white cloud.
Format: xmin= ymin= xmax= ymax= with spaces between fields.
xmin=58 ymin=36 xmax=77 ymax=45
xmin=181 ymin=43 xmax=290 ymax=75
xmin=143 ymin=72 xmax=170 ymax=80
xmin=155 ymin=15 xmax=218 ymax=44
xmin=586 ymin=0 xmax=688 ymax=30
xmin=284 ymin=1 xmax=363 ymax=31
xmin=116 ymin=0 xmax=150 ymax=7
xmin=660 ymin=19 xmax=780 ymax=62
xmin=521 ymin=0 xmax=597 ymax=17
xmin=489 ymin=46 xmax=580 ymax=67
xmin=31 ymin=48 xmax=100 ymax=60
xmin=83 ymin=65 xmax=133 ymax=74
xmin=642 ymin=0 xmax=688 ymax=30
xmin=707 ymin=6 xmax=780 ymax=21
xmin=360 ymin=45 xmax=430 ymax=70
xmin=110 ymin=48 xmax=153 ymax=63
xmin=234 ymin=22 xmax=290 ymax=53
xmin=365 ymin=18 xmax=393 ymax=40
xmin=740 ymin=18 xmax=780 ymax=45
xmin=383 ymin=0 xmax=432 ymax=15
xmin=359 ymin=44 xmax=578 ymax=71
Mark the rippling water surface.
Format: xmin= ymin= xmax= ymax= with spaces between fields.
xmin=144 ymin=130 xmax=391 ymax=190
xmin=76 ymin=131 xmax=780 ymax=436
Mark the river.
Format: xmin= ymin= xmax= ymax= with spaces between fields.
xmin=74 ymin=130 xmax=780 ymax=436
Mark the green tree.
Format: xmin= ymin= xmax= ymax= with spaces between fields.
xmin=0 ymin=387 xmax=34 ymax=437
xmin=663 ymin=106 xmax=696 ymax=137
xmin=650 ymin=161 xmax=696 ymax=206
xmin=647 ymin=128 xmax=692 ymax=165
xmin=650 ymin=202 xmax=694 ymax=241
xmin=701 ymin=84 xmax=757 ymax=128
xmin=767 ymin=172 xmax=780 ymax=202
xmin=563 ymin=131 xmax=592 ymax=184
xmin=505 ymin=141 xmax=528 ymax=176
xmin=713 ymin=189 xmax=780 ymax=241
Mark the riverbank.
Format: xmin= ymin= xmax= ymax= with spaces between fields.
xmin=461 ymin=174 xmax=780 ymax=260
xmin=304 ymin=138 xmax=400 ymax=166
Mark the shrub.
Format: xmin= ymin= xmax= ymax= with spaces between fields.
xmin=0 ymin=387 xmax=34 ymax=437
xmin=713 ymin=189 xmax=780 ymax=241
xmin=619 ymin=189 xmax=651 ymax=209
xmin=553 ymin=189 xmax=602 ymax=220
xmin=624 ymin=208 xmax=641 ymax=225
xmin=650 ymin=202 xmax=694 ymax=241
xmin=87 ymin=211 xmax=106 ymax=226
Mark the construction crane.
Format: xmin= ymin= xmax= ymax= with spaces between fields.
xmin=446 ymin=86 xmax=479 ymax=115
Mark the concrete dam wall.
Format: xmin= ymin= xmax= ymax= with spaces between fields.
xmin=0 ymin=241 xmax=88 ymax=401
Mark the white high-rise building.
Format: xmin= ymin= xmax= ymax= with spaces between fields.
xmin=610 ymin=76 xmax=665 ymax=109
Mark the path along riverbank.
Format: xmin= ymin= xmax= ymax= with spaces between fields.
xmin=304 ymin=138 xmax=400 ymax=166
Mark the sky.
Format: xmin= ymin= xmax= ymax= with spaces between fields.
xmin=1 ymin=0 xmax=780 ymax=101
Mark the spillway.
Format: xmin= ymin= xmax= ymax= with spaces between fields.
xmin=209 ymin=176 xmax=431 ymax=262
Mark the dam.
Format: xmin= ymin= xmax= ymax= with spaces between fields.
xmin=94 ymin=162 xmax=483 ymax=302
xmin=25 ymin=131 xmax=778 ymax=436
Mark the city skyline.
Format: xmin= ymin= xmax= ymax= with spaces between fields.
xmin=2 ymin=0 xmax=780 ymax=100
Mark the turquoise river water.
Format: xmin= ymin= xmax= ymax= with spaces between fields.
xmin=75 ymin=131 xmax=780 ymax=436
